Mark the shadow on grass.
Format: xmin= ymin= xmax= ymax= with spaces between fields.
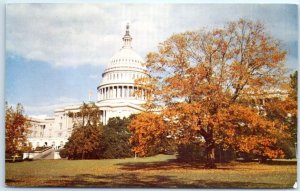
xmin=6 ymin=159 xmax=296 ymax=188
xmin=264 ymin=160 xmax=297 ymax=166
xmin=9 ymin=173 xmax=289 ymax=188
xmin=116 ymin=159 xmax=235 ymax=171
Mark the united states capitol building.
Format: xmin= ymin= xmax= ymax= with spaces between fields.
xmin=28 ymin=24 xmax=149 ymax=149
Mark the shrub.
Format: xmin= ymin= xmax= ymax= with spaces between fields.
xmin=59 ymin=149 xmax=68 ymax=159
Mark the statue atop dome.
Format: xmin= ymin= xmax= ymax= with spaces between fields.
xmin=122 ymin=23 xmax=132 ymax=49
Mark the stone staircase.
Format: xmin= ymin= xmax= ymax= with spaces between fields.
xmin=33 ymin=148 xmax=54 ymax=159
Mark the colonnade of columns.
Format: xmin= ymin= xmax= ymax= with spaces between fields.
xmin=98 ymin=85 xmax=146 ymax=100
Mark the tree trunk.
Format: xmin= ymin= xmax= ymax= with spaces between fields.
xmin=259 ymin=156 xmax=268 ymax=163
xmin=204 ymin=137 xmax=216 ymax=168
xmin=198 ymin=124 xmax=217 ymax=168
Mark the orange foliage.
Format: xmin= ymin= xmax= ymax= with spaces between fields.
xmin=128 ymin=112 xmax=169 ymax=156
xmin=5 ymin=103 xmax=32 ymax=156
xmin=129 ymin=19 xmax=295 ymax=166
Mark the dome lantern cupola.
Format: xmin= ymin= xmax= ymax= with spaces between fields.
xmin=122 ymin=23 xmax=132 ymax=49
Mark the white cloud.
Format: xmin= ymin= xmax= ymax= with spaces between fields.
xmin=6 ymin=4 xmax=172 ymax=67
xmin=24 ymin=103 xmax=66 ymax=115
xmin=22 ymin=96 xmax=82 ymax=115
xmin=6 ymin=4 xmax=297 ymax=68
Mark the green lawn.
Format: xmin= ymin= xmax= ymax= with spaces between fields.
xmin=6 ymin=154 xmax=297 ymax=188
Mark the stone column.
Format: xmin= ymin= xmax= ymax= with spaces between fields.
xmin=112 ymin=86 xmax=114 ymax=98
xmin=123 ymin=86 xmax=126 ymax=98
xmin=124 ymin=86 xmax=126 ymax=97
xmin=109 ymin=87 xmax=111 ymax=99
xmin=103 ymin=110 xmax=106 ymax=125
xmin=106 ymin=87 xmax=108 ymax=99
xmin=100 ymin=89 xmax=102 ymax=100
xmin=127 ymin=86 xmax=129 ymax=97
xmin=102 ymin=88 xmax=104 ymax=100
xmin=103 ymin=88 xmax=106 ymax=99
xmin=111 ymin=87 xmax=113 ymax=98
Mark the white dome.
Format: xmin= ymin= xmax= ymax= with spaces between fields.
xmin=105 ymin=47 xmax=146 ymax=73
xmin=97 ymin=24 xmax=149 ymax=104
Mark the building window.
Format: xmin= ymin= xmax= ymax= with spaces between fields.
xmin=59 ymin=123 xmax=62 ymax=130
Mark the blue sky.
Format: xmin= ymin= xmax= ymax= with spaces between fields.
xmin=5 ymin=4 xmax=298 ymax=116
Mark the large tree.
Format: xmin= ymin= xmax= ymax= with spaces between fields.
xmin=64 ymin=102 xmax=103 ymax=159
xmin=5 ymin=103 xmax=32 ymax=159
xmin=100 ymin=117 xmax=134 ymax=159
xmin=129 ymin=19 xmax=295 ymax=168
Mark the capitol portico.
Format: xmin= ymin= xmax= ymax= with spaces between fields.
xmin=27 ymin=24 xmax=149 ymax=149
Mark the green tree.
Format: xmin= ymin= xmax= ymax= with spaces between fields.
xmin=5 ymin=102 xmax=32 ymax=160
xmin=100 ymin=117 xmax=134 ymax=158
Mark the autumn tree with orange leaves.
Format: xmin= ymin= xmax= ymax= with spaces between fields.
xmin=129 ymin=19 xmax=296 ymax=168
xmin=5 ymin=103 xmax=32 ymax=159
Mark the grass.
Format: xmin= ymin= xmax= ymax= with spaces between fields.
xmin=6 ymin=154 xmax=297 ymax=188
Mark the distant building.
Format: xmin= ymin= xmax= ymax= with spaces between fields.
xmin=27 ymin=24 xmax=149 ymax=149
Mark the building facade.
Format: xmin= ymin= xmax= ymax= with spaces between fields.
xmin=27 ymin=24 xmax=149 ymax=149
